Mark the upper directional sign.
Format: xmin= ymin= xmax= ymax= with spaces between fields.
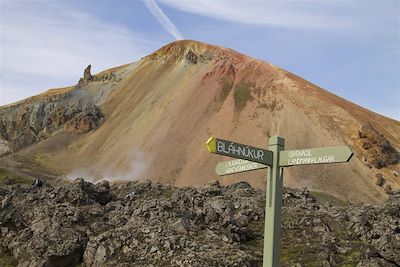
xmin=206 ymin=137 xmax=273 ymax=166
xmin=215 ymin=159 xmax=267 ymax=176
xmin=279 ymin=146 xmax=353 ymax=166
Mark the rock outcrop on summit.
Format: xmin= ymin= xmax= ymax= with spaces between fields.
xmin=0 ymin=40 xmax=399 ymax=203
xmin=77 ymin=64 xmax=93 ymax=86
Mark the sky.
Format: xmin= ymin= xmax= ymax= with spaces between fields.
xmin=0 ymin=0 xmax=399 ymax=120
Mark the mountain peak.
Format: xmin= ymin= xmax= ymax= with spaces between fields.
xmin=145 ymin=39 xmax=247 ymax=64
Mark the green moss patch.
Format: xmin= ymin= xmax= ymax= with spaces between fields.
xmin=0 ymin=245 xmax=17 ymax=267
xmin=233 ymin=81 xmax=253 ymax=111
xmin=220 ymin=79 xmax=233 ymax=102
xmin=213 ymin=79 xmax=234 ymax=112
xmin=34 ymin=153 xmax=57 ymax=171
xmin=0 ymin=168 xmax=10 ymax=180
xmin=311 ymin=191 xmax=348 ymax=207
xmin=0 ymin=168 xmax=31 ymax=185
xmin=34 ymin=153 xmax=49 ymax=164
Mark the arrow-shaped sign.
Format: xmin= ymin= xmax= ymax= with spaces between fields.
xmin=279 ymin=146 xmax=353 ymax=167
xmin=206 ymin=137 xmax=273 ymax=166
xmin=215 ymin=159 xmax=267 ymax=176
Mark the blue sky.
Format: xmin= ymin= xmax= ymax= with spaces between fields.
xmin=1 ymin=0 xmax=399 ymax=120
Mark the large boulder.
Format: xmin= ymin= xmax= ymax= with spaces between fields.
xmin=358 ymin=122 xmax=400 ymax=168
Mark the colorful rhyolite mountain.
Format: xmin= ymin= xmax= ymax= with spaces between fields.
xmin=0 ymin=40 xmax=399 ymax=203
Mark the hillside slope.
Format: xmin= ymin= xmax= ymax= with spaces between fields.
xmin=0 ymin=40 xmax=399 ymax=203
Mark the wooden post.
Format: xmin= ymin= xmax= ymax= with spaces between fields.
xmin=263 ymin=135 xmax=284 ymax=267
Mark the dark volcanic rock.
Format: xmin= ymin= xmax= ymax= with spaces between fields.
xmin=0 ymin=138 xmax=10 ymax=157
xmin=0 ymin=179 xmax=399 ymax=267
xmin=77 ymin=65 xmax=93 ymax=86
xmin=77 ymin=65 xmax=117 ymax=87
xmin=83 ymin=65 xmax=93 ymax=81
xmin=0 ymin=95 xmax=104 ymax=154
xmin=63 ymin=105 xmax=104 ymax=134
xmin=358 ymin=122 xmax=400 ymax=168
xmin=185 ymin=50 xmax=198 ymax=64
xmin=375 ymin=173 xmax=385 ymax=187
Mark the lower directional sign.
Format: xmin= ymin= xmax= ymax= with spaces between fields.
xmin=215 ymin=159 xmax=267 ymax=176
xmin=279 ymin=146 xmax=353 ymax=166
xmin=206 ymin=137 xmax=273 ymax=166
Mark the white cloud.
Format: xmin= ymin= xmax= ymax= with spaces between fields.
xmin=158 ymin=0 xmax=359 ymax=30
xmin=0 ymin=2 xmax=160 ymax=105
xmin=144 ymin=0 xmax=184 ymax=40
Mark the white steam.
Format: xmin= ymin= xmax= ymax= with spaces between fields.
xmin=66 ymin=147 xmax=153 ymax=183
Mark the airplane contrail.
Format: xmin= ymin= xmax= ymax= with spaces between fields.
xmin=144 ymin=0 xmax=184 ymax=40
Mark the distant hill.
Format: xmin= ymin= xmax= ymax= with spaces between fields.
xmin=0 ymin=40 xmax=399 ymax=203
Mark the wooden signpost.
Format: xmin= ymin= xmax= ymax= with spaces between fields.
xmin=206 ymin=136 xmax=353 ymax=267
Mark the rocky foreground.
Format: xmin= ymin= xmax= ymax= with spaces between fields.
xmin=0 ymin=179 xmax=399 ymax=267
